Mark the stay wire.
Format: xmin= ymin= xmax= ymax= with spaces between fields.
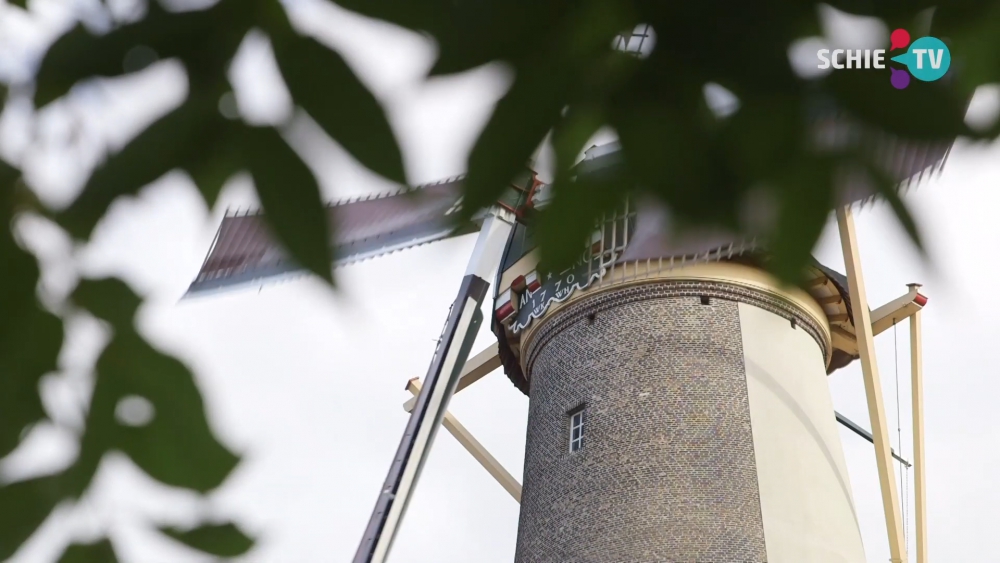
xmin=893 ymin=320 xmax=910 ymax=552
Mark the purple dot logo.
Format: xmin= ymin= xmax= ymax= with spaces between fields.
xmin=890 ymin=68 xmax=911 ymax=89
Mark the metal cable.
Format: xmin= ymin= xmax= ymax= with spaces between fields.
xmin=894 ymin=321 xmax=909 ymax=552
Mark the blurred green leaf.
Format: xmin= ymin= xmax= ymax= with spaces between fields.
xmin=827 ymin=68 xmax=972 ymax=140
xmin=863 ymin=159 xmax=925 ymax=253
xmin=638 ymin=2 xmax=809 ymax=97
xmin=936 ymin=3 xmax=1000 ymax=107
xmin=183 ymin=123 xmax=241 ymax=208
xmin=57 ymin=539 xmax=118 ymax=563
xmin=72 ymin=277 xmax=142 ymax=327
xmin=460 ymin=61 xmax=574 ymax=222
xmin=242 ymin=125 xmax=333 ymax=284
xmin=551 ymin=106 xmax=604 ymax=180
xmin=270 ymin=15 xmax=406 ymax=184
xmin=721 ymin=93 xmax=803 ymax=184
xmin=427 ymin=1 xmax=572 ymax=76
xmin=0 ymin=190 xmax=63 ymax=458
xmin=78 ymin=332 xmax=239 ymax=493
xmin=34 ymin=1 xmax=248 ymax=107
xmin=611 ymin=93 xmax=742 ymax=228
xmin=537 ymin=174 xmax=630 ymax=274
xmin=160 ymin=523 xmax=254 ymax=557
xmin=329 ymin=0 xmax=558 ymax=79
xmin=71 ymin=277 xmax=239 ymax=493
xmin=0 ymin=474 xmax=66 ymax=560
xmin=330 ymin=0 xmax=446 ymax=35
xmin=0 ymin=306 xmax=61 ymax=457
xmin=459 ymin=0 xmax=634 ymax=222
xmin=58 ymin=93 xmax=226 ymax=239
xmin=766 ymin=156 xmax=835 ymax=283
xmin=822 ymin=0 xmax=937 ymax=17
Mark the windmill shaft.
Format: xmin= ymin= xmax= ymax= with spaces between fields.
xmin=354 ymin=210 xmax=514 ymax=563
xmin=354 ymin=276 xmax=486 ymax=563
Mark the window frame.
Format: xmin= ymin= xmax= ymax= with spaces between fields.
xmin=568 ymin=405 xmax=586 ymax=452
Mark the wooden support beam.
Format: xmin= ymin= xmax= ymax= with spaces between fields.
xmin=817 ymin=294 xmax=844 ymax=305
xmin=403 ymin=343 xmax=501 ymax=412
xmin=807 ymin=276 xmax=830 ymax=287
xmin=872 ymin=285 xmax=927 ymax=336
xmin=830 ymin=325 xmax=859 ymax=356
xmin=837 ymin=206 xmax=907 ymax=563
xmin=910 ymin=301 xmax=928 ymax=563
xmin=405 ymin=379 xmax=522 ymax=503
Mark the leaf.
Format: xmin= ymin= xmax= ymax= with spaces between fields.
xmin=0 ymin=307 xmax=62 ymax=457
xmin=458 ymin=0 xmax=635 ymax=222
xmin=863 ymin=159 xmax=925 ymax=253
xmin=826 ymin=67 xmax=972 ymax=140
xmin=0 ymin=189 xmax=63 ymax=458
xmin=72 ymin=278 xmax=142 ymax=327
xmin=327 ymin=0 xmax=445 ymax=34
xmin=551 ymin=105 xmax=604 ymax=181
xmin=34 ymin=1 xmax=248 ymax=107
xmin=334 ymin=0 xmax=558 ymax=76
xmin=0 ymin=474 xmax=66 ymax=561
xmin=58 ymin=93 xmax=224 ymax=239
xmin=270 ymin=16 xmax=405 ymax=184
xmin=427 ymin=1 xmax=563 ymax=76
xmin=819 ymin=0 xmax=939 ymax=23
xmin=460 ymin=61 xmax=574 ymax=222
xmin=766 ymin=155 xmax=836 ymax=283
xmin=75 ymin=332 xmax=240 ymax=492
xmin=638 ymin=3 xmax=807 ymax=96
xmin=57 ymin=539 xmax=118 ymax=563
xmin=936 ymin=3 xmax=1000 ymax=102
xmin=721 ymin=93 xmax=803 ymax=184
xmin=611 ymin=97 xmax=742 ymax=228
xmin=241 ymin=125 xmax=333 ymax=284
xmin=71 ymin=278 xmax=239 ymax=493
xmin=183 ymin=124 xmax=241 ymax=208
xmin=536 ymin=174 xmax=630 ymax=275
xmin=160 ymin=523 xmax=254 ymax=557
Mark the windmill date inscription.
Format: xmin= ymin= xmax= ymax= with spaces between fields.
xmin=510 ymin=255 xmax=607 ymax=334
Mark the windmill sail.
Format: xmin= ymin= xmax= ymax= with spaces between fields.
xmin=187 ymin=165 xmax=540 ymax=296
xmin=186 ymin=177 xmax=472 ymax=296
xmin=187 ymin=125 xmax=950 ymax=297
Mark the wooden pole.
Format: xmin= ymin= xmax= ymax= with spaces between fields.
xmin=402 ymin=343 xmax=501 ymax=412
xmin=909 ymin=295 xmax=927 ymax=563
xmin=406 ymin=378 xmax=522 ymax=502
xmin=837 ymin=206 xmax=907 ymax=562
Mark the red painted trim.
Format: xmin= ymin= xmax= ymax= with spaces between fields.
xmin=496 ymin=302 xmax=515 ymax=322
xmin=512 ymin=275 xmax=527 ymax=294
xmin=524 ymin=175 xmax=543 ymax=209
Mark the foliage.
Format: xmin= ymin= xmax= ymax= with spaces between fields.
xmin=2 ymin=0 xmax=998 ymax=559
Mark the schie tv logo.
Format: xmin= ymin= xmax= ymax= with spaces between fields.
xmin=816 ymin=28 xmax=951 ymax=89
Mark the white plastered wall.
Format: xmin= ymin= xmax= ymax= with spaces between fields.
xmin=739 ymin=303 xmax=867 ymax=563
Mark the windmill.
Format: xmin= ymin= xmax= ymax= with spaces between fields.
xmin=186 ymin=27 xmax=949 ymax=563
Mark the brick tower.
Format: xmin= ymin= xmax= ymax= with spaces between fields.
xmin=505 ymin=262 xmax=864 ymax=562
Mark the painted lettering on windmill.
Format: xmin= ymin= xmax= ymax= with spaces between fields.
xmin=509 ymin=255 xmax=607 ymax=334
xmin=497 ymin=215 xmax=634 ymax=333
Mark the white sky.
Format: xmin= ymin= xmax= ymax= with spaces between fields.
xmin=2 ymin=1 xmax=1000 ymax=562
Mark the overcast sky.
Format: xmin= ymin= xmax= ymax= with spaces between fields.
xmin=2 ymin=1 xmax=1000 ymax=562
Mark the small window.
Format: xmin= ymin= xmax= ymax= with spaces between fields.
xmin=569 ymin=407 xmax=586 ymax=452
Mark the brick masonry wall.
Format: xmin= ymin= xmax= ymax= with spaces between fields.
xmin=515 ymin=287 xmax=776 ymax=563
